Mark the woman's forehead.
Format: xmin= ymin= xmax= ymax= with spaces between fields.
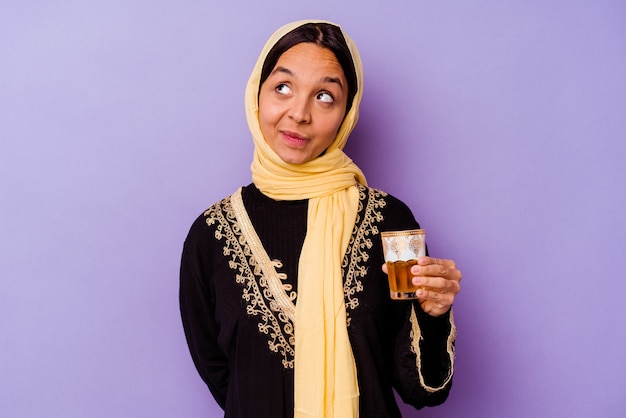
xmin=272 ymin=43 xmax=345 ymax=79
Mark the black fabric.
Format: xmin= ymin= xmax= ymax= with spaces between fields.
xmin=180 ymin=184 xmax=453 ymax=418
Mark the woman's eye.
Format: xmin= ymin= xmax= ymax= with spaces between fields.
xmin=276 ymin=84 xmax=291 ymax=95
xmin=317 ymin=92 xmax=334 ymax=103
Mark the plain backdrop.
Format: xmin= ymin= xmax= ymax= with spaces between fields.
xmin=1 ymin=1 xmax=625 ymax=417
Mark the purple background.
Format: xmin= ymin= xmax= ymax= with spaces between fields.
xmin=2 ymin=1 xmax=625 ymax=417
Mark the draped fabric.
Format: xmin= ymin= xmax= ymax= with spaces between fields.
xmin=244 ymin=20 xmax=366 ymax=418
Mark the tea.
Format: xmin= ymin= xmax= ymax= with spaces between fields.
xmin=386 ymin=260 xmax=419 ymax=300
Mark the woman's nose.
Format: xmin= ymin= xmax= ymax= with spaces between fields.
xmin=288 ymin=96 xmax=311 ymax=123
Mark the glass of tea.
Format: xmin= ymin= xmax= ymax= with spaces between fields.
xmin=381 ymin=229 xmax=426 ymax=300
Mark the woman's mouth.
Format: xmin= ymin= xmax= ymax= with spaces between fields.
xmin=281 ymin=130 xmax=308 ymax=146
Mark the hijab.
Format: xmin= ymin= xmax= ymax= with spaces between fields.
xmin=245 ymin=20 xmax=366 ymax=417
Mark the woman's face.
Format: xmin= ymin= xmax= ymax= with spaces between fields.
xmin=258 ymin=42 xmax=349 ymax=164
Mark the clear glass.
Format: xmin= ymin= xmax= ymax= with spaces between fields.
xmin=381 ymin=229 xmax=426 ymax=300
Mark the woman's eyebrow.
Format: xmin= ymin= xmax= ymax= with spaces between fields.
xmin=322 ymin=76 xmax=344 ymax=89
xmin=271 ymin=66 xmax=294 ymax=77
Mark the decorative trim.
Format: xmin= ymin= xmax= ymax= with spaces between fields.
xmin=409 ymin=306 xmax=456 ymax=393
xmin=231 ymin=189 xmax=297 ymax=323
xmin=205 ymin=189 xmax=296 ymax=368
xmin=342 ymin=185 xmax=387 ymax=323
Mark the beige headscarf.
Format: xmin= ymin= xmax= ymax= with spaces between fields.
xmin=245 ymin=20 xmax=366 ymax=417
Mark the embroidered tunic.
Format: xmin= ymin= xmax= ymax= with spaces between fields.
xmin=180 ymin=184 xmax=455 ymax=418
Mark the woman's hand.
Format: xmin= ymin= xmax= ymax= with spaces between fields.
xmin=411 ymin=257 xmax=462 ymax=316
xmin=382 ymin=256 xmax=462 ymax=317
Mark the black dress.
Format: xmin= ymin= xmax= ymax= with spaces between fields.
xmin=180 ymin=183 xmax=455 ymax=418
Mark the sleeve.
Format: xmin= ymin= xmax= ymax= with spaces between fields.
xmin=382 ymin=192 xmax=456 ymax=408
xmin=179 ymin=214 xmax=229 ymax=409
xmin=392 ymin=303 xmax=456 ymax=408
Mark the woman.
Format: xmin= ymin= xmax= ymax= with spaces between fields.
xmin=180 ymin=20 xmax=462 ymax=418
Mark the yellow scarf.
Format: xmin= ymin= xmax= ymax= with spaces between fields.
xmin=245 ymin=20 xmax=366 ymax=418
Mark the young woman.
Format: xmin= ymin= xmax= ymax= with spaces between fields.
xmin=180 ymin=20 xmax=462 ymax=418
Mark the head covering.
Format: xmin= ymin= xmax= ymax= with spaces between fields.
xmin=245 ymin=20 xmax=366 ymax=417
